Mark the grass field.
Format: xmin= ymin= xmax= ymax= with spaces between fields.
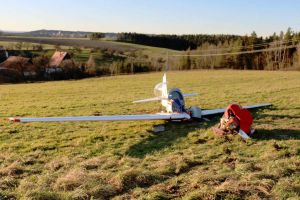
xmin=0 ymin=36 xmax=138 ymax=52
xmin=0 ymin=36 xmax=180 ymax=56
xmin=0 ymin=41 xmax=59 ymax=50
xmin=0 ymin=36 xmax=180 ymax=57
xmin=0 ymin=36 xmax=181 ymax=69
xmin=0 ymin=71 xmax=299 ymax=199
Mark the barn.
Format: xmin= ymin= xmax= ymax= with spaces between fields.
xmin=0 ymin=56 xmax=36 ymax=78
xmin=47 ymin=51 xmax=73 ymax=74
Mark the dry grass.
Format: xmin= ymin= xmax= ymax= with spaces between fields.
xmin=54 ymin=168 xmax=87 ymax=191
xmin=0 ymin=161 xmax=24 ymax=176
xmin=0 ymin=70 xmax=299 ymax=199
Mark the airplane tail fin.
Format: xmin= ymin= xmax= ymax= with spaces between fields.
xmin=133 ymin=73 xmax=168 ymax=104
xmin=161 ymin=73 xmax=168 ymax=98
xmin=133 ymin=73 xmax=198 ymax=103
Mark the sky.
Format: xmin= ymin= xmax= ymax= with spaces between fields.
xmin=1 ymin=0 xmax=300 ymax=36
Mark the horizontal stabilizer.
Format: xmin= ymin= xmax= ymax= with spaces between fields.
xmin=133 ymin=97 xmax=167 ymax=103
xmin=133 ymin=93 xmax=198 ymax=103
xmin=183 ymin=93 xmax=198 ymax=97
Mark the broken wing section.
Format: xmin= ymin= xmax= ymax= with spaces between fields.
xmin=8 ymin=113 xmax=191 ymax=123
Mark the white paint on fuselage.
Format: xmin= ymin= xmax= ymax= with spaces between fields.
xmin=160 ymin=73 xmax=174 ymax=113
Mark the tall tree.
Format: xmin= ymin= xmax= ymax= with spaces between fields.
xmin=284 ymin=27 xmax=293 ymax=42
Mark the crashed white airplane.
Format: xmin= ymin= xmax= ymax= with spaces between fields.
xmin=8 ymin=73 xmax=271 ymax=123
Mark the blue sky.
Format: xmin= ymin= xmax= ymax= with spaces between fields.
xmin=1 ymin=0 xmax=300 ymax=36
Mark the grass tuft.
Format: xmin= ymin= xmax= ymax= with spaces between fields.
xmin=54 ymin=168 xmax=87 ymax=191
xmin=0 ymin=161 xmax=24 ymax=176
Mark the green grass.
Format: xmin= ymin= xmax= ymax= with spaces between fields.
xmin=106 ymin=40 xmax=181 ymax=54
xmin=71 ymin=49 xmax=116 ymax=66
xmin=0 ymin=36 xmax=182 ymax=58
xmin=0 ymin=38 xmax=175 ymax=68
xmin=0 ymin=41 xmax=62 ymax=50
xmin=0 ymin=71 xmax=299 ymax=199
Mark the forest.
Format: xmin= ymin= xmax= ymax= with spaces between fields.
xmin=117 ymin=28 xmax=300 ymax=70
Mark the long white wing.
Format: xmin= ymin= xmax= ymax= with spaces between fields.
xmin=201 ymin=104 xmax=272 ymax=116
xmin=8 ymin=113 xmax=191 ymax=123
xmin=242 ymin=104 xmax=272 ymax=109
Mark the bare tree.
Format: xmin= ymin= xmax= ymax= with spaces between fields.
xmin=265 ymin=39 xmax=287 ymax=70
xmin=86 ymin=55 xmax=97 ymax=75
xmin=295 ymin=43 xmax=300 ymax=70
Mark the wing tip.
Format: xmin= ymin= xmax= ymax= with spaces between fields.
xmin=7 ymin=117 xmax=21 ymax=122
xmin=132 ymin=100 xmax=142 ymax=103
xmin=259 ymin=103 xmax=273 ymax=108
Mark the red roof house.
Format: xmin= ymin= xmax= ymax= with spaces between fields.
xmin=0 ymin=56 xmax=36 ymax=77
xmin=47 ymin=51 xmax=72 ymax=74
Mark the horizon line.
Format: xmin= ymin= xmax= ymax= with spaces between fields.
xmin=0 ymin=29 xmax=287 ymax=37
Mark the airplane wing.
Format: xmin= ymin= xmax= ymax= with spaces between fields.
xmin=201 ymin=104 xmax=272 ymax=116
xmin=8 ymin=113 xmax=191 ymax=123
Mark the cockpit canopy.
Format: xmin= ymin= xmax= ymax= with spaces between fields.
xmin=168 ymin=88 xmax=186 ymax=112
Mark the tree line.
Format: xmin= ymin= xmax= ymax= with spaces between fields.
xmin=177 ymin=28 xmax=300 ymax=70
xmin=89 ymin=32 xmax=105 ymax=40
xmin=117 ymin=32 xmax=240 ymax=51
xmin=117 ymin=28 xmax=300 ymax=71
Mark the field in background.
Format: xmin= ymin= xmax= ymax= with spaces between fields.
xmin=0 ymin=36 xmax=181 ymax=72
xmin=0 ymin=36 xmax=137 ymax=52
xmin=0 ymin=36 xmax=180 ymax=56
xmin=0 ymin=71 xmax=299 ymax=199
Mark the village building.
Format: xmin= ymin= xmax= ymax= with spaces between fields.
xmin=0 ymin=56 xmax=36 ymax=78
xmin=47 ymin=51 xmax=72 ymax=74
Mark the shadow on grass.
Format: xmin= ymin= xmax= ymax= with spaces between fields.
xmin=258 ymin=113 xmax=300 ymax=120
xmin=126 ymin=119 xmax=217 ymax=158
xmin=251 ymin=108 xmax=300 ymax=140
xmin=252 ymin=129 xmax=300 ymax=140
xmin=126 ymin=106 xmax=297 ymax=157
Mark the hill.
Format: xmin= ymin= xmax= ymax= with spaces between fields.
xmin=3 ymin=29 xmax=118 ymax=39
xmin=0 ymin=36 xmax=137 ymax=52
xmin=0 ymin=71 xmax=299 ymax=199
